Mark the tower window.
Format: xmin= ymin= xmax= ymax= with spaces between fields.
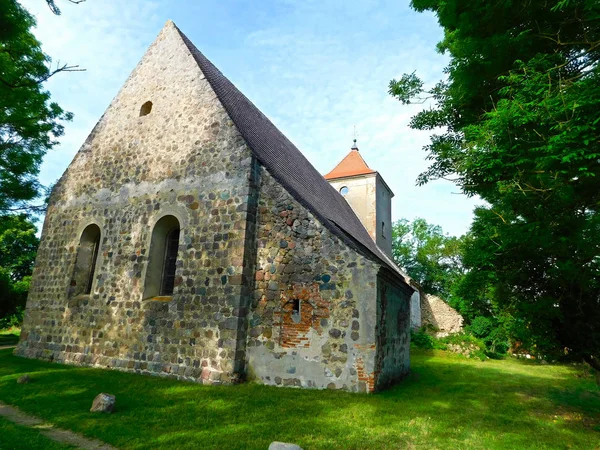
xmin=143 ymin=215 xmax=180 ymax=299
xmin=139 ymin=101 xmax=153 ymax=117
xmin=339 ymin=186 xmax=349 ymax=196
xmin=69 ymin=224 xmax=101 ymax=298
xmin=382 ymin=221 xmax=386 ymax=237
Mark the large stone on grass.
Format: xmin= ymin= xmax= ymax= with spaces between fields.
xmin=90 ymin=393 xmax=115 ymax=413
xmin=17 ymin=374 xmax=30 ymax=384
xmin=268 ymin=443 xmax=303 ymax=450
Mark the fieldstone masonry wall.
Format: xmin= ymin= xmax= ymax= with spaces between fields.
xmin=16 ymin=21 xmax=413 ymax=393
xmin=375 ymin=273 xmax=411 ymax=389
xmin=16 ymin=22 xmax=258 ymax=384
xmin=246 ymin=169 xmax=393 ymax=392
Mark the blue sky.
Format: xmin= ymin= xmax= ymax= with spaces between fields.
xmin=21 ymin=0 xmax=480 ymax=236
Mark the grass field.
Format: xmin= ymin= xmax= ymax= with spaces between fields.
xmin=0 ymin=347 xmax=597 ymax=449
xmin=0 ymin=327 xmax=20 ymax=347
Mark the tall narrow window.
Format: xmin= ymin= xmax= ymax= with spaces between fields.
xmin=382 ymin=221 xmax=386 ymax=237
xmin=69 ymin=224 xmax=101 ymax=298
xmin=143 ymin=215 xmax=181 ymax=299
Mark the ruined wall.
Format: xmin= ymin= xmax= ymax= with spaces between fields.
xmin=246 ymin=170 xmax=384 ymax=393
xmin=421 ymin=294 xmax=463 ymax=337
xmin=375 ymin=273 xmax=411 ymax=389
xmin=16 ymin=22 xmax=258 ymax=384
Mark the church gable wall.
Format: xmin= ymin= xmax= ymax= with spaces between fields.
xmin=246 ymin=169 xmax=384 ymax=393
xmin=16 ymin=23 xmax=258 ymax=384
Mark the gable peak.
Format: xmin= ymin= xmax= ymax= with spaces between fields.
xmin=324 ymin=144 xmax=376 ymax=180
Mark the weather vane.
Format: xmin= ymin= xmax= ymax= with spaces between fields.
xmin=352 ymin=126 xmax=359 ymax=150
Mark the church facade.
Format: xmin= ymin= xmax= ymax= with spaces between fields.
xmin=15 ymin=21 xmax=414 ymax=393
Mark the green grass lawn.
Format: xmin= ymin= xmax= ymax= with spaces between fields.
xmin=0 ymin=348 xmax=597 ymax=450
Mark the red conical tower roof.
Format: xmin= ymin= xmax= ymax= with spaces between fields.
xmin=324 ymin=140 xmax=376 ymax=180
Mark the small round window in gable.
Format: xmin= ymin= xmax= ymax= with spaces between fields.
xmin=339 ymin=186 xmax=349 ymax=196
xmin=139 ymin=101 xmax=153 ymax=117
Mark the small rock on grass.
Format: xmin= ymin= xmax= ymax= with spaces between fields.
xmin=17 ymin=374 xmax=30 ymax=384
xmin=268 ymin=443 xmax=303 ymax=450
xmin=90 ymin=393 xmax=116 ymax=413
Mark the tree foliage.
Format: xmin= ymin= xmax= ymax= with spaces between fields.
xmin=391 ymin=217 xmax=464 ymax=298
xmin=0 ymin=214 xmax=39 ymax=323
xmin=391 ymin=1 xmax=600 ymax=369
xmin=0 ymin=0 xmax=74 ymax=212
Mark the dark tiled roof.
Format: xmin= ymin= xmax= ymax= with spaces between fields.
xmin=175 ymin=26 xmax=408 ymax=283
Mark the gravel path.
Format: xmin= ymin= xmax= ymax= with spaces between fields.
xmin=0 ymin=401 xmax=117 ymax=450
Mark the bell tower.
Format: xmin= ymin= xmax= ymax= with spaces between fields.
xmin=324 ymin=140 xmax=394 ymax=256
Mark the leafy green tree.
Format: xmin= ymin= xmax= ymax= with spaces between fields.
xmin=0 ymin=214 xmax=39 ymax=323
xmin=391 ymin=217 xmax=465 ymax=298
xmin=390 ymin=1 xmax=600 ymax=370
xmin=0 ymin=214 xmax=38 ymax=280
xmin=1 ymin=0 xmax=76 ymax=212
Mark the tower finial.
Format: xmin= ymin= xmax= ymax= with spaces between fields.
xmin=352 ymin=126 xmax=359 ymax=150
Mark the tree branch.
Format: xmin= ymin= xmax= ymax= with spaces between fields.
xmin=46 ymin=0 xmax=86 ymax=16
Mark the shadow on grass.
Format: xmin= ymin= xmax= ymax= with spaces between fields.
xmin=0 ymin=334 xmax=18 ymax=347
xmin=0 ymin=348 xmax=598 ymax=450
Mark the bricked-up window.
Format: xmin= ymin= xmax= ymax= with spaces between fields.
xmin=139 ymin=101 xmax=152 ymax=116
xmin=143 ymin=215 xmax=180 ymax=299
xmin=69 ymin=224 xmax=101 ymax=298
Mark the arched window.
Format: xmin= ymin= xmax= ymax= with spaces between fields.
xmin=144 ymin=215 xmax=181 ymax=299
xmin=139 ymin=101 xmax=153 ymax=116
xmin=69 ymin=224 xmax=101 ymax=298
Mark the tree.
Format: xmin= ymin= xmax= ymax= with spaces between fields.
xmin=0 ymin=0 xmax=76 ymax=212
xmin=0 ymin=214 xmax=39 ymax=323
xmin=391 ymin=217 xmax=464 ymax=299
xmin=390 ymin=1 xmax=600 ymax=370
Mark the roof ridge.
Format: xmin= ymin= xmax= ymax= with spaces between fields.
xmin=172 ymin=24 xmax=409 ymax=283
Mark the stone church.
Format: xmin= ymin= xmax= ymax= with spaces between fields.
xmin=16 ymin=21 xmax=416 ymax=393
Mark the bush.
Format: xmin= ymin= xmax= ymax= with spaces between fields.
xmin=411 ymin=328 xmax=434 ymax=349
xmin=410 ymin=328 xmax=447 ymax=350
xmin=468 ymin=316 xmax=493 ymax=338
xmin=439 ymin=333 xmax=488 ymax=360
xmin=0 ymin=307 xmax=24 ymax=330
xmin=485 ymin=327 xmax=510 ymax=356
